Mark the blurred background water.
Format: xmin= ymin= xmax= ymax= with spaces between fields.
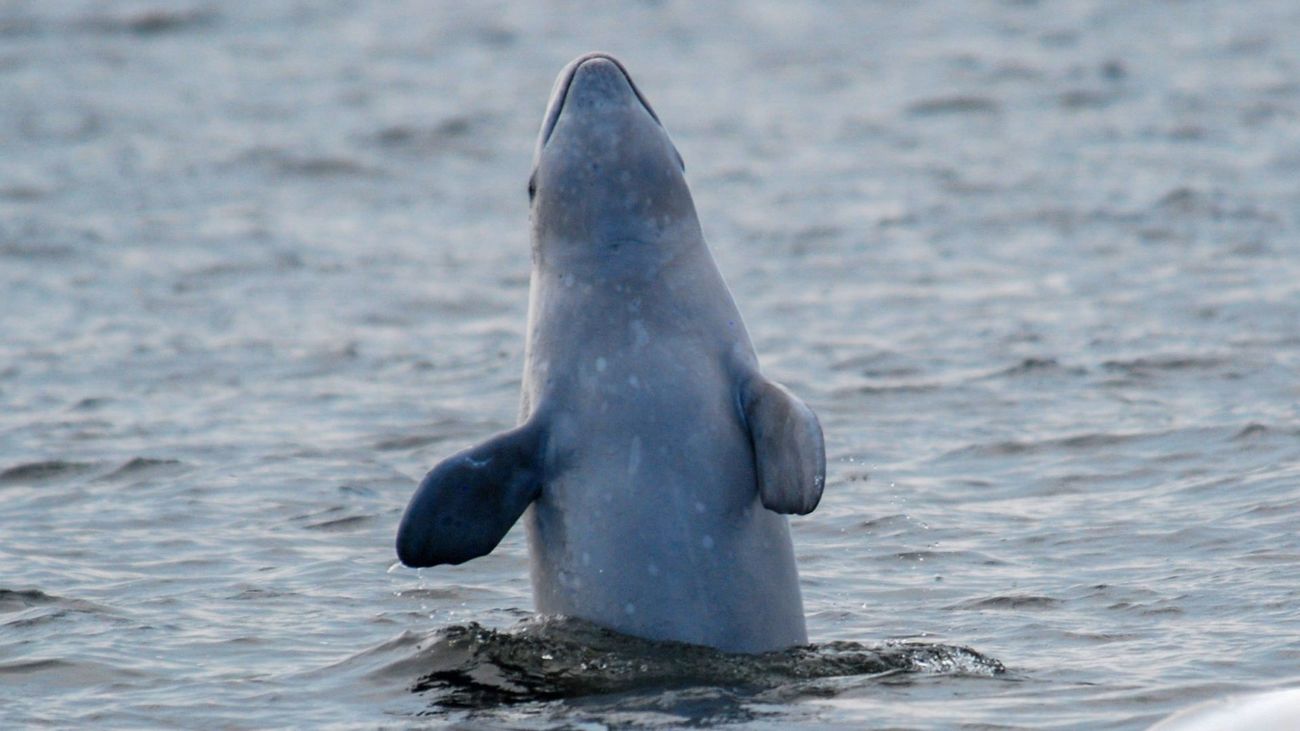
xmin=2 ymin=1 xmax=1299 ymax=728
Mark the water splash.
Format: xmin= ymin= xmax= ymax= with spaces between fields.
xmin=394 ymin=617 xmax=1003 ymax=708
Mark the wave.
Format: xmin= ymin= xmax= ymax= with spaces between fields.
xmin=374 ymin=617 xmax=1004 ymax=708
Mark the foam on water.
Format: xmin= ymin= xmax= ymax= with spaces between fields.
xmin=315 ymin=617 xmax=1003 ymax=726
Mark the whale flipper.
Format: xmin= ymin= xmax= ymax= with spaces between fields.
xmin=396 ymin=420 xmax=545 ymax=567
xmin=742 ymin=375 xmax=825 ymax=515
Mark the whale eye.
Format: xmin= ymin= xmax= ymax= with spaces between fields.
xmin=527 ymin=172 xmax=537 ymax=201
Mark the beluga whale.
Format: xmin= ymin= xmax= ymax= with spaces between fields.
xmin=396 ymin=52 xmax=825 ymax=654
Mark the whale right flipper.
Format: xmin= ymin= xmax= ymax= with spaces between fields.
xmin=741 ymin=375 xmax=826 ymax=515
xmin=396 ymin=420 xmax=545 ymax=567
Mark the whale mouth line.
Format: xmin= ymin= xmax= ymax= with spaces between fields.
xmin=538 ymin=52 xmax=662 ymax=152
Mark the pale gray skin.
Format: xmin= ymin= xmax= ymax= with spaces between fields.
xmin=396 ymin=53 xmax=825 ymax=654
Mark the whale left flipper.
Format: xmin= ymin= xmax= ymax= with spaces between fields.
xmin=395 ymin=418 xmax=546 ymax=567
xmin=742 ymin=374 xmax=826 ymax=516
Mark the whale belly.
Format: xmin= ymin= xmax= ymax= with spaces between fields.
xmin=522 ymin=360 xmax=807 ymax=653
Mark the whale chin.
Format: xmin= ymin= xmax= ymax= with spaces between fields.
xmin=535 ymin=52 xmax=663 ymax=158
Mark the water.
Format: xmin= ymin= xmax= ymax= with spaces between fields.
xmin=2 ymin=1 xmax=1298 ymax=728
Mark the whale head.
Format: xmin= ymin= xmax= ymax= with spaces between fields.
xmin=530 ymin=53 xmax=697 ymax=262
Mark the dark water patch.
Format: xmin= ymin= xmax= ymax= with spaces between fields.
xmin=229 ymin=587 xmax=296 ymax=601
xmin=338 ymin=483 xmax=381 ymax=498
xmin=0 ymin=460 xmax=97 ymax=485
xmin=0 ymin=5 xmax=216 ymax=37
xmin=0 ymin=183 xmax=51 ymax=201
xmin=303 ymin=514 xmax=373 ymax=532
xmin=234 ymin=147 xmax=383 ymax=179
xmin=0 ymin=588 xmax=118 ymax=619
xmin=471 ymin=23 xmax=517 ymax=48
xmin=1059 ymin=89 xmax=1117 ymax=109
xmin=0 ymin=595 xmax=126 ymax=629
xmin=835 ymin=380 xmax=944 ymax=396
xmin=18 ymin=107 xmax=104 ymax=143
xmin=940 ymin=425 xmax=1241 ymax=463
xmin=1154 ymin=187 xmax=1213 ymax=215
xmin=933 ymin=166 xmax=1003 ymax=195
xmin=1100 ymin=58 xmax=1127 ymax=80
xmin=827 ymin=349 xmax=918 ymax=376
xmin=1232 ymin=422 xmax=1300 ymax=441
xmin=1165 ymin=123 xmax=1208 ymax=141
xmin=374 ymin=433 xmax=446 ymax=452
xmin=1059 ymin=630 xmax=1138 ymax=644
xmin=0 ymin=657 xmax=147 ymax=688
xmin=1241 ymin=100 xmax=1297 ymax=126
xmin=939 ymin=433 xmax=1113 ymax=459
xmin=368 ymin=116 xmax=494 ymax=159
xmin=1151 ymin=187 xmax=1281 ymax=223
xmin=0 ymin=588 xmax=61 ymax=613
xmin=0 ymin=17 xmax=37 ymax=37
xmin=0 ymin=658 xmax=79 ymax=675
xmin=397 ymin=618 xmax=1002 ymax=708
xmin=840 ymin=358 xmax=1073 ymax=394
xmin=292 ymin=506 xmax=350 ymax=528
xmin=71 ymin=397 xmax=112 ymax=411
xmin=279 ymin=156 xmax=379 ymax=179
xmin=841 ymin=469 xmax=870 ymax=484
xmin=1071 ymin=584 xmax=1165 ymax=605
xmin=1039 ymin=28 xmax=1079 ymax=47
xmin=81 ymin=7 xmax=217 ymax=36
xmin=175 ymin=254 xmax=305 ymax=290
xmin=858 ymin=514 xmax=923 ymax=532
xmin=1107 ymin=599 xmax=1186 ymax=617
xmin=906 ymin=95 xmax=1001 ymax=117
xmin=949 ymin=595 xmax=1063 ymax=611
xmin=984 ymin=357 xmax=1087 ymax=379
xmin=1239 ymin=499 xmax=1300 ymax=519
xmin=1238 ymin=548 xmax=1300 ymax=564
xmin=1101 ymin=354 xmax=1229 ymax=377
xmin=96 ymin=457 xmax=186 ymax=482
xmin=1050 ymin=467 xmax=1159 ymax=492
xmin=793 ymin=224 xmax=842 ymax=246
xmin=4 ymin=608 xmax=70 ymax=629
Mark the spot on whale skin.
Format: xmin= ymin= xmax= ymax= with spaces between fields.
xmin=627 ymin=436 xmax=642 ymax=477
xmin=631 ymin=320 xmax=650 ymax=349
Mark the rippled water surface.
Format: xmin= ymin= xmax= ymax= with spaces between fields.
xmin=3 ymin=1 xmax=1299 ymax=728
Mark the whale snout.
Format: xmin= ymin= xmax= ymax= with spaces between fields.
xmin=529 ymin=52 xmax=692 ymax=242
xmin=566 ymin=55 xmax=638 ymax=109
xmin=535 ymin=52 xmax=661 ymax=156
